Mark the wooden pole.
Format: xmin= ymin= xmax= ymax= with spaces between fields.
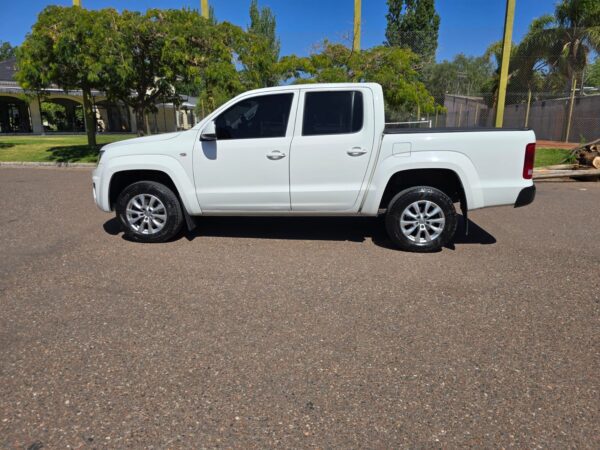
xmin=564 ymin=76 xmax=577 ymax=143
xmin=495 ymin=0 xmax=516 ymax=128
xmin=524 ymin=88 xmax=532 ymax=127
xmin=201 ymin=0 xmax=209 ymax=19
xmin=353 ymin=0 xmax=361 ymax=52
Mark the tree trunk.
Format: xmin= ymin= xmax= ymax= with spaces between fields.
xmin=81 ymin=87 xmax=96 ymax=147
xmin=144 ymin=113 xmax=152 ymax=136
xmin=134 ymin=107 xmax=146 ymax=136
xmin=571 ymin=140 xmax=600 ymax=168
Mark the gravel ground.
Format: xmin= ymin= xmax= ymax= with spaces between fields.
xmin=0 ymin=167 xmax=598 ymax=448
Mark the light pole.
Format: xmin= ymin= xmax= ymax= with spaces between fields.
xmin=495 ymin=0 xmax=516 ymax=128
xmin=201 ymin=0 xmax=209 ymax=19
xmin=353 ymin=0 xmax=361 ymax=52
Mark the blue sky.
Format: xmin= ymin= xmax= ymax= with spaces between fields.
xmin=1 ymin=0 xmax=559 ymax=62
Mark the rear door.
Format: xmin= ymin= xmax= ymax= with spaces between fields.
xmin=194 ymin=91 xmax=298 ymax=211
xmin=289 ymin=88 xmax=376 ymax=211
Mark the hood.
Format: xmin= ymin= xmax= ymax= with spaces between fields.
xmin=103 ymin=132 xmax=182 ymax=150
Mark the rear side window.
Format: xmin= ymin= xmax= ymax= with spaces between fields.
xmin=302 ymin=91 xmax=363 ymax=136
xmin=215 ymin=93 xmax=294 ymax=140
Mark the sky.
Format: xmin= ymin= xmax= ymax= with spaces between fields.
xmin=1 ymin=0 xmax=560 ymax=62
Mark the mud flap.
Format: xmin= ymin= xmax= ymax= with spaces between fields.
xmin=183 ymin=208 xmax=200 ymax=232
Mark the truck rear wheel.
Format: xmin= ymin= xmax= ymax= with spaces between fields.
xmin=115 ymin=181 xmax=183 ymax=243
xmin=385 ymin=186 xmax=457 ymax=252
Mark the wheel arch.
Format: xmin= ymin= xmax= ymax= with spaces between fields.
xmin=100 ymin=155 xmax=202 ymax=215
xmin=378 ymin=168 xmax=467 ymax=212
xmin=109 ymin=170 xmax=179 ymax=209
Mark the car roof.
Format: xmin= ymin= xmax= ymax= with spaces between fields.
xmin=242 ymin=82 xmax=381 ymax=96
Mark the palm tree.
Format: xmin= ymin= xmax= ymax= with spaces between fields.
xmin=519 ymin=0 xmax=600 ymax=139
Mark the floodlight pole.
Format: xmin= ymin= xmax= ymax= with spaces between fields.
xmin=495 ymin=0 xmax=516 ymax=128
xmin=353 ymin=0 xmax=361 ymax=52
xmin=201 ymin=0 xmax=209 ymax=19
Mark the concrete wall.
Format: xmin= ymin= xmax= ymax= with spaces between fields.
xmin=444 ymin=93 xmax=600 ymax=141
xmin=502 ymin=94 xmax=600 ymax=142
xmin=442 ymin=95 xmax=490 ymax=128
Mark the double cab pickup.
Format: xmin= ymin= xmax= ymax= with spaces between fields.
xmin=93 ymin=83 xmax=536 ymax=252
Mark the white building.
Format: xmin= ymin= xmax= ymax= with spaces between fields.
xmin=0 ymin=58 xmax=198 ymax=135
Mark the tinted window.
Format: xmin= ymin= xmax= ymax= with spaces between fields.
xmin=302 ymin=91 xmax=363 ymax=136
xmin=215 ymin=93 xmax=293 ymax=140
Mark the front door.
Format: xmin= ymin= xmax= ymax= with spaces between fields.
xmin=289 ymin=88 xmax=376 ymax=211
xmin=194 ymin=91 xmax=297 ymax=211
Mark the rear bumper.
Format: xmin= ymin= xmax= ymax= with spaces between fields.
xmin=514 ymin=184 xmax=536 ymax=208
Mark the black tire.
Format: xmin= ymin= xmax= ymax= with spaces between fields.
xmin=385 ymin=186 xmax=457 ymax=252
xmin=115 ymin=181 xmax=184 ymax=243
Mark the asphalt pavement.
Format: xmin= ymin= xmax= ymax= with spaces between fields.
xmin=0 ymin=167 xmax=598 ymax=448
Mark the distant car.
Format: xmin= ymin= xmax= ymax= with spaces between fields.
xmin=92 ymin=83 xmax=536 ymax=252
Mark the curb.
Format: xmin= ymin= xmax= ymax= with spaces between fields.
xmin=0 ymin=161 xmax=96 ymax=168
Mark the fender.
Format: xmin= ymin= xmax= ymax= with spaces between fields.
xmin=360 ymin=150 xmax=484 ymax=215
xmin=98 ymin=154 xmax=203 ymax=215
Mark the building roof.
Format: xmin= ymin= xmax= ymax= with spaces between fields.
xmin=0 ymin=58 xmax=17 ymax=82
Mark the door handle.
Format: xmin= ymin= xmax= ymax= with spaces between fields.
xmin=347 ymin=147 xmax=367 ymax=156
xmin=266 ymin=150 xmax=286 ymax=160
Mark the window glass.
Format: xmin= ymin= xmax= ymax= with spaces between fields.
xmin=215 ymin=93 xmax=293 ymax=140
xmin=302 ymin=91 xmax=364 ymax=136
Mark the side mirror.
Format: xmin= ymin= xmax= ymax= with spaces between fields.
xmin=200 ymin=120 xmax=217 ymax=141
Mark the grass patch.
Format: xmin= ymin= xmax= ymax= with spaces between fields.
xmin=535 ymin=148 xmax=573 ymax=167
xmin=0 ymin=134 xmax=134 ymax=163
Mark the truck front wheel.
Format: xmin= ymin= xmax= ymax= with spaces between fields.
xmin=115 ymin=181 xmax=184 ymax=243
xmin=385 ymin=186 xmax=457 ymax=252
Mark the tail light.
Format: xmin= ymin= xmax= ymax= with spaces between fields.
xmin=523 ymin=143 xmax=536 ymax=179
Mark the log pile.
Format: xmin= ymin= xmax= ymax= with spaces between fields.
xmin=533 ymin=138 xmax=600 ymax=180
xmin=573 ymin=140 xmax=600 ymax=169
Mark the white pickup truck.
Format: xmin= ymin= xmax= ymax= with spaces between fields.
xmin=93 ymin=82 xmax=536 ymax=252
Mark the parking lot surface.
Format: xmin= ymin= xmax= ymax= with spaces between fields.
xmin=1 ymin=167 xmax=598 ymax=448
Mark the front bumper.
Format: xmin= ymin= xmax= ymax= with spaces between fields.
xmin=92 ymin=165 xmax=111 ymax=212
xmin=514 ymin=184 xmax=536 ymax=208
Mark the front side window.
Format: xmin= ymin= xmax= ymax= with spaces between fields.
xmin=215 ymin=93 xmax=294 ymax=140
xmin=302 ymin=91 xmax=364 ymax=136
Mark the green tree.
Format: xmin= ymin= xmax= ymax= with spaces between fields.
xmin=17 ymin=6 xmax=102 ymax=146
xmin=519 ymin=1 xmax=600 ymax=93
xmin=280 ymin=42 xmax=437 ymax=120
xmin=194 ymin=21 xmax=247 ymax=115
xmin=385 ymin=0 xmax=440 ymax=63
xmin=476 ymin=17 xmax=554 ymax=111
xmin=585 ymin=58 xmax=600 ymax=87
xmin=424 ymin=54 xmax=494 ymax=101
xmin=0 ymin=41 xmax=16 ymax=62
xmin=508 ymin=0 xmax=599 ymax=137
xmin=241 ymin=0 xmax=281 ymax=88
xmin=99 ymin=9 xmax=240 ymax=135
